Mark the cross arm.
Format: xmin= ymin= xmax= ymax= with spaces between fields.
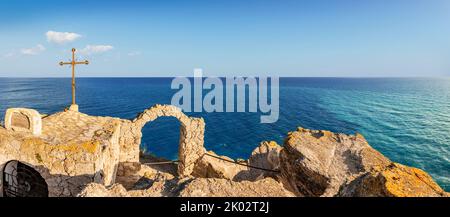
xmin=75 ymin=60 xmax=89 ymax=65
xmin=59 ymin=61 xmax=72 ymax=66
xmin=59 ymin=60 xmax=89 ymax=66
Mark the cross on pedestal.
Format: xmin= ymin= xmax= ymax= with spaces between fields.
xmin=59 ymin=48 xmax=89 ymax=111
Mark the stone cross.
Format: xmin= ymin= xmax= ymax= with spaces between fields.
xmin=59 ymin=48 xmax=89 ymax=111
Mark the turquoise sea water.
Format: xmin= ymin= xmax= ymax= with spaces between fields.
xmin=0 ymin=77 xmax=449 ymax=190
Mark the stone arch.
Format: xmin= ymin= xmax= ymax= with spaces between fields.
xmin=0 ymin=160 xmax=48 ymax=197
xmin=131 ymin=104 xmax=206 ymax=177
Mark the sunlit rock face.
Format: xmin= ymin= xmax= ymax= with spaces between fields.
xmin=79 ymin=177 xmax=295 ymax=197
xmin=279 ymin=127 xmax=448 ymax=197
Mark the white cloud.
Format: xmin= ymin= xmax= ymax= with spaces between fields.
xmin=46 ymin=31 xmax=82 ymax=44
xmin=20 ymin=44 xmax=46 ymax=55
xmin=80 ymin=45 xmax=114 ymax=55
xmin=127 ymin=51 xmax=141 ymax=56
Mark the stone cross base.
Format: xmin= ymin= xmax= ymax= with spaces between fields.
xmin=69 ymin=104 xmax=79 ymax=112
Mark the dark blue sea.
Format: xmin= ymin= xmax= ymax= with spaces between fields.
xmin=0 ymin=77 xmax=449 ymax=191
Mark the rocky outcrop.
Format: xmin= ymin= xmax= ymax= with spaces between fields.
xmin=78 ymin=125 xmax=448 ymax=197
xmin=191 ymin=141 xmax=282 ymax=181
xmin=78 ymin=183 xmax=129 ymax=197
xmin=248 ymin=141 xmax=282 ymax=180
xmin=279 ymin=127 xmax=448 ymax=197
xmin=80 ymin=164 xmax=181 ymax=197
xmin=178 ymin=178 xmax=295 ymax=197
xmin=192 ymin=151 xmax=249 ymax=180
xmin=338 ymin=163 xmax=448 ymax=197
xmin=79 ymin=177 xmax=294 ymax=197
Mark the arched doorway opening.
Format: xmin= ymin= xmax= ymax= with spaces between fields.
xmin=131 ymin=104 xmax=206 ymax=177
xmin=1 ymin=161 xmax=48 ymax=197
xmin=140 ymin=116 xmax=180 ymax=175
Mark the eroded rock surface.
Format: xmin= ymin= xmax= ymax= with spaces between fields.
xmin=338 ymin=163 xmax=448 ymax=197
xmin=192 ymin=151 xmax=249 ymax=181
xmin=178 ymin=178 xmax=295 ymax=197
xmin=247 ymin=141 xmax=282 ymax=180
xmin=80 ymin=176 xmax=294 ymax=197
xmin=191 ymin=141 xmax=283 ymax=182
xmin=280 ymin=127 xmax=447 ymax=197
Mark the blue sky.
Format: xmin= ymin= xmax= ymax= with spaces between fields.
xmin=0 ymin=0 xmax=449 ymax=77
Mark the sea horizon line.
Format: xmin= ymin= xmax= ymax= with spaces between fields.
xmin=0 ymin=76 xmax=449 ymax=79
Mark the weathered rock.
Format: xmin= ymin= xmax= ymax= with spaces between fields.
xmin=78 ymin=183 xmax=129 ymax=197
xmin=280 ymin=127 xmax=447 ymax=197
xmin=248 ymin=141 xmax=282 ymax=180
xmin=338 ymin=163 xmax=448 ymax=197
xmin=80 ymin=166 xmax=180 ymax=197
xmin=178 ymin=178 xmax=295 ymax=197
xmin=192 ymin=151 xmax=249 ymax=180
xmin=191 ymin=142 xmax=283 ymax=182
xmin=80 ymin=177 xmax=294 ymax=197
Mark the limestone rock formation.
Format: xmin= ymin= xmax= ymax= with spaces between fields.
xmin=79 ymin=177 xmax=294 ymax=197
xmin=191 ymin=141 xmax=283 ymax=181
xmin=338 ymin=163 xmax=448 ymax=197
xmin=248 ymin=141 xmax=282 ymax=180
xmin=78 ymin=183 xmax=129 ymax=197
xmin=279 ymin=127 xmax=447 ymax=197
xmin=192 ymin=151 xmax=249 ymax=180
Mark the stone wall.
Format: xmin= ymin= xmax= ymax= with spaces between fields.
xmin=0 ymin=111 xmax=121 ymax=196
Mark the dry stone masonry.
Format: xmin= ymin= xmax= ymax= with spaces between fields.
xmin=0 ymin=104 xmax=448 ymax=197
xmin=0 ymin=110 xmax=121 ymax=196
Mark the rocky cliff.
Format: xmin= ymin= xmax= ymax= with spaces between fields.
xmin=280 ymin=128 xmax=448 ymax=197
xmin=79 ymin=127 xmax=448 ymax=197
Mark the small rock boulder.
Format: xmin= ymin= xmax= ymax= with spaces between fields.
xmin=192 ymin=151 xmax=249 ymax=180
xmin=247 ymin=141 xmax=283 ymax=180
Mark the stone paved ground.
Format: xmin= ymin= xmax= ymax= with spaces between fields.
xmin=40 ymin=110 xmax=122 ymax=146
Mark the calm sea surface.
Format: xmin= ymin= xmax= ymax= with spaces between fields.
xmin=0 ymin=77 xmax=449 ymax=190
